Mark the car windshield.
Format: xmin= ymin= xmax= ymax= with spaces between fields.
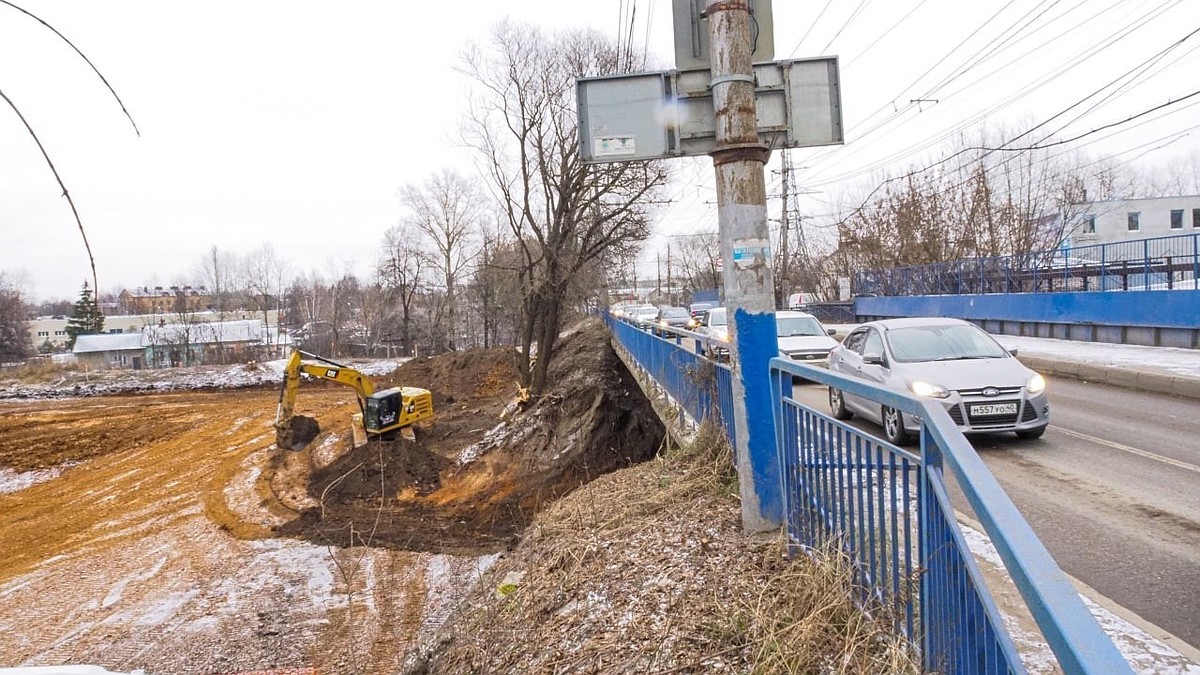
xmin=886 ymin=324 xmax=1009 ymax=362
xmin=776 ymin=316 xmax=825 ymax=337
xmin=660 ymin=307 xmax=689 ymax=318
xmin=708 ymin=308 xmax=727 ymax=326
xmin=637 ymin=307 xmax=658 ymax=317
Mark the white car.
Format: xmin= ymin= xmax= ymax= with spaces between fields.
xmin=827 ymin=317 xmax=1049 ymax=444
xmin=631 ymin=305 xmax=660 ymax=328
xmin=775 ymin=310 xmax=839 ymax=364
xmin=699 ymin=309 xmax=837 ymax=365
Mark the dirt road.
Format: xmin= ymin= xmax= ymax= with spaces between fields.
xmin=0 ymin=388 xmax=493 ymax=673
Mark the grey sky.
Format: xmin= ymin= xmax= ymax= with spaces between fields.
xmin=3 ymin=1 xmax=1198 ymax=302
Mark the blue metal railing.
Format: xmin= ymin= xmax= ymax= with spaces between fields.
xmin=608 ymin=315 xmax=735 ymax=448
xmin=855 ymin=232 xmax=1200 ymax=297
xmin=606 ymin=311 xmax=1133 ymax=674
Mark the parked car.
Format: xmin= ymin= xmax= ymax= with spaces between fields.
xmin=786 ymin=292 xmax=815 ymax=310
xmin=654 ymin=306 xmax=692 ymax=335
xmin=775 ymin=310 xmax=839 ymax=364
xmin=827 ymin=317 xmax=1049 ymax=445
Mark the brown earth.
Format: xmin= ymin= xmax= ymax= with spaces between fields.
xmin=267 ymin=328 xmax=664 ymax=555
xmin=0 ymin=320 xmax=665 ymax=673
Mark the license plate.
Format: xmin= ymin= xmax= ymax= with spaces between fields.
xmin=970 ymin=402 xmax=1017 ymax=416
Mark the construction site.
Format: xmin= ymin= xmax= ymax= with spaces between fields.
xmin=1 ymin=319 xmax=922 ymax=674
xmin=0 ymin=322 xmax=671 ymax=673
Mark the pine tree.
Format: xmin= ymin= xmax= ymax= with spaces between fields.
xmin=65 ymin=281 xmax=105 ymax=350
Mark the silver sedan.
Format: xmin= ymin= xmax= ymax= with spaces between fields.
xmin=827 ymin=317 xmax=1049 ymax=444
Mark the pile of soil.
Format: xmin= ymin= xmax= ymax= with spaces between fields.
xmin=274 ymin=320 xmax=665 ymax=554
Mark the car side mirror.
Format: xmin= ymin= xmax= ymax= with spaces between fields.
xmin=826 ymin=328 xmax=836 ymax=335
xmin=862 ymin=352 xmax=884 ymax=366
xmin=1007 ymin=347 xmax=1019 ymax=357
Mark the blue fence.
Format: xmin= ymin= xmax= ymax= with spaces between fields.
xmin=855 ymin=232 xmax=1200 ymax=297
xmin=608 ymin=317 xmax=736 ymax=448
xmin=606 ymin=312 xmax=1133 ymax=674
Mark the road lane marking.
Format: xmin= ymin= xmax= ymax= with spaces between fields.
xmin=1053 ymin=427 xmax=1200 ymax=474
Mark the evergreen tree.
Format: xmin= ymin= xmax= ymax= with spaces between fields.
xmin=65 ymin=281 xmax=105 ymax=350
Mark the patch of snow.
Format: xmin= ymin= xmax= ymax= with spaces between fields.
xmin=0 ymin=466 xmax=70 ymax=495
xmin=961 ymin=523 xmax=1200 ymax=674
xmin=102 ymin=556 xmax=169 ymax=608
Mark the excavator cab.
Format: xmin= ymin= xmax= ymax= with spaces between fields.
xmin=363 ymin=386 xmax=434 ymax=434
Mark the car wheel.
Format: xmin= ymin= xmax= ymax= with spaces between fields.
xmin=829 ymin=388 xmax=853 ymax=420
xmin=1016 ymin=425 xmax=1047 ymax=440
xmin=883 ymin=406 xmax=910 ymax=445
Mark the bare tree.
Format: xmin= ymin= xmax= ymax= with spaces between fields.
xmin=833 ymin=123 xmax=1141 ymax=282
xmin=195 ymin=245 xmax=237 ymax=315
xmin=242 ymin=244 xmax=288 ymax=346
xmin=399 ymin=169 xmax=481 ymax=351
xmin=377 ymin=223 xmax=430 ymax=357
xmin=461 ymin=21 xmax=670 ymax=394
xmin=0 ymin=272 xmax=31 ymax=362
xmin=669 ymin=232 xmax=722 ymax=300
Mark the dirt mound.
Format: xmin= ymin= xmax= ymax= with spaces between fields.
xmin=274 ymin=320 xmax=664 ymax=555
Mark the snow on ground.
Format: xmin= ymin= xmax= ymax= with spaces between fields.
xmin=962 ymin=524 xmax=1200 ymax=675
xmin=0 ymin=357 xmax=410 ymax=401
xmin=0 ymin=466 xmax=74 ymax=495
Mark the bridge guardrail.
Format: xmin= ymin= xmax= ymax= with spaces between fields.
xmin=855 ymin=232 xmax=1200 ymax=297
xmin=605 ymin=310 xmax=1134 ymax=674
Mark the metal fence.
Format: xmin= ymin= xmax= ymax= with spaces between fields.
xmin=855 ymin=232 xmax=1200 ymax=297
xmin=606 ymin=311 xmax=1132 ymax=674
xmin=607 ymin=316 xmax=735 ymax=448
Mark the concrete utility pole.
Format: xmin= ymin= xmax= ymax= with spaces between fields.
xmin=707 ymin=0 xmax=782 ymax=531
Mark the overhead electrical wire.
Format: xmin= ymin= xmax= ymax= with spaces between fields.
xmin=801 ymin=1 xmax=1187 ymax=189
xmin=819 ymin=0 xmax=873 ymax=54
xmin=842 ymin=0 xmax=932 ymax=70
xmin=787 ymin=0 xmax=835 ymax=58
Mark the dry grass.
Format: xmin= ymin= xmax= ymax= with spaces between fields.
xmin=1 ymin=357 xmax=80 ymax=383
xmin=402 ymin=422 xmax=920 ymax=674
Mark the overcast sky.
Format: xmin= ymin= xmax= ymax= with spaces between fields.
xmin=3 ymin=0 xmax=1198 ymax=303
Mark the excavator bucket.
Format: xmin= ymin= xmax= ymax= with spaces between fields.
xmin=276 ymin=415 xmax=320 ymax=451
xmin=351 ymin=413 xmax=368 ymax=448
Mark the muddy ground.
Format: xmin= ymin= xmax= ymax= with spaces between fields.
xmin=0 ymin=320 xmax=664 ymax=673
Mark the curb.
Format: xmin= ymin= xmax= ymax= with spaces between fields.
xmin=1018 ymin=355 xmax=1200 ymax=401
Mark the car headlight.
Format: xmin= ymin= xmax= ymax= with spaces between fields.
xmin=908 ymin=380 xmax=949 ymax=398
xmin=1026 ymin=373 xmax=1046 ymax=395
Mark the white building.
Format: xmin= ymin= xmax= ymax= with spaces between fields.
xmin=69 ymin=318 xmax=286 ymax=370
xmin=1067 ymin=195 xmax=1200 ymax=247
xmin=27 ymin=310 xmax=281 ymax=352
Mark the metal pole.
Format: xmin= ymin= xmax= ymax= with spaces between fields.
xmin=707 ymin=0 xmax=781 ymax=531
xmin=778 ymin=150 xmax=791 ymax=308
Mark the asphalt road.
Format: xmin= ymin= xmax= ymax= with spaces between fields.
xmin=791 ymin=376 xmax=1200 ymax=650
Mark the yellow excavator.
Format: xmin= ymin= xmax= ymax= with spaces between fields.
xmin=274 ymin=349 xmax=434 ymax=449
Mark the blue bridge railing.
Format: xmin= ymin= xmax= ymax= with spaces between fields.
xmin=855 ymin=232 xmax=1200 ymax=297
xmin=605 ymin=312 xmax=1133 ymax=674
